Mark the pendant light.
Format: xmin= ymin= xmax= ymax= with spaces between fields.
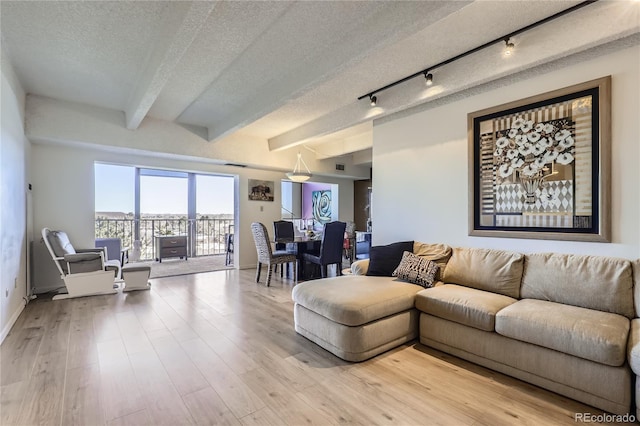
xmin=286 ymin=152 xmax=312 ymax=182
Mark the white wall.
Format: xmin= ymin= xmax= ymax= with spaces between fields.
xmin=26 ymin=95 xmax=370 ymax=181
xmin=373 ymin=46 xmax=639 ymax=260
xmin=1 ymin=51 xmax=29 ymax=342
xmin=30 ymin=143 xmax=354 ymax=291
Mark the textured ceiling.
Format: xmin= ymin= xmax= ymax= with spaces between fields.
xmin=1 ymin=0 xmax=638 ymax=163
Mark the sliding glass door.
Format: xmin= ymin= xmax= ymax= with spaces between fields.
xmin=139 ymin=169 xmax=189 ymax=259
xmin=95 ymin=163 xmax=234 ymax=261
xmin=195 ymin=174 xmax=234 ymax=256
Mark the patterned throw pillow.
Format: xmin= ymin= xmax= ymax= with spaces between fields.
xmin=392 ymin=251 xmax=440 ymax=288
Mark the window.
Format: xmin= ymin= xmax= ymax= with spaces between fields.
xmin=95 ymin=163 xmax=235 ymax=260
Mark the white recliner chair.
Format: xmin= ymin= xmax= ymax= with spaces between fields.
xmin=42 ymin=228 xmax=120 ymax=300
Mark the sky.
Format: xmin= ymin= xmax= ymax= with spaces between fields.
xmin=95 ymin=163 xmax=234 ymax=215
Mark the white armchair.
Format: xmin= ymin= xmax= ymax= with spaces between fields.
xmin=42 ymin=228 xmax=119 ymax=300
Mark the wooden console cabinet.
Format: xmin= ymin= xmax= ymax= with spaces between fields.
xmin=155 ymin=235 xmax=187 ymax=262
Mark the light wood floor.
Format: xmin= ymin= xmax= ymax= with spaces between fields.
xmin=1 ymin=269 xmax=619 ymax=425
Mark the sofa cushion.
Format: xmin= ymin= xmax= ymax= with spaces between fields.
xmin=392 ymin=251 xmax=439 ymax=288
xmin=412 ymin=242 xmax=452 ymax=280
xmin=366 ymin=241 xmax=414 ymax=277
xmin=291 ymin=275 xmax=423 ymax=327
xmin=496 ymin=299 xmax=630 ymax=367
xmin=521 ymin=253 xmax=635 ymax=319
xmin=415 ymin=284 xmax=517 ymax=331
xmin=441 ymin=247 xmax=524 ymax=298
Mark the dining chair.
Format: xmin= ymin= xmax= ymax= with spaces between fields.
xmin=251 ymin=222 xmax=297 ymax=286
xmin=302 ymin=221 xmax=346 ymax=279
xmin=225 ymin=224 xmax=234 ymax=266
xmin=273 ymin=220 xmax=295 ymax=276
xmin=343 ymin=221 xmax=356 ymax=264
xmin=273 ymin=220 xmax=295 ymax=249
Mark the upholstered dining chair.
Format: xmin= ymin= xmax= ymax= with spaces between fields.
xmin=273 ymin=220 xmax=295 ymax=276
xmin=343 ymin=221 xmax=356 ymax=263
xmin=273 ymin=220 xmax=295 ymax=249
xmin=225 ymin=224 xmax=234 ymax=266
xmin=251 ymin=222 xmax=297 ymax=286
xmin=302 ymin=221 xmax=346 ymax=279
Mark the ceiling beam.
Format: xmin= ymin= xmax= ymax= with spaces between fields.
xmin=310 ymin=131 xmax=372 ymax=160
xmin=201 ymin=1 xmax=469 ymax=142
xmin=268 ymin=101 xmax=374 ymax=152
xmin=124 ymin=1 xmax=217 ymax=130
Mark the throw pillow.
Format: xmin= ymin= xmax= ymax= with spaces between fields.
xmin=392 ymin=251 xmax=439 ymax=288
xmin=413 ymin=241 xmax=452 ymax=281
xmin=366 ymin=240 xmax=414 ymax=277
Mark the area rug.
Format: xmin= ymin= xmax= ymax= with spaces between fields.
xmin=135 ymin=254 xmax=232 ymax=279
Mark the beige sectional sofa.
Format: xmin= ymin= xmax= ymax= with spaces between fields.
xmin=291 ymin=243 xmax=639 ymax=416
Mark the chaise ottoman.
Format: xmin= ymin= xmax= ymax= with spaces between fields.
xmin=121 ymin=263 xmax=152 ymax=291
xmin=292 ymin=275 xmax=424 ymax=362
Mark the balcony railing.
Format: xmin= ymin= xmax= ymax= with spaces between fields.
xmin=95 ymin=218 xmax=234 ymax=261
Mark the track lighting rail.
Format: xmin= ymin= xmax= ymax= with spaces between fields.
xmin=357 ymin=0 xmax=597 ymax=103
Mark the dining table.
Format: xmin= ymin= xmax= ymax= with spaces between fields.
xmin=275 ymin=234 xmax=322 ymax=280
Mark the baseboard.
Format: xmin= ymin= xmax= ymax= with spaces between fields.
xmin=0 ymin=300 xmax=26 ymax=344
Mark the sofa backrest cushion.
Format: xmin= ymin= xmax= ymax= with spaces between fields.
xmin=413 ymin=242 xmax=452 ymax=281
xmin=634 ymin=259 xmax=640 ymax=318
xmin=366 ymin=241 xmax=414 ymax=277
xmin=521 ymin=253 xmax=634 ymax=319
xmin=442 ymin=247 xmax=524 ymax=298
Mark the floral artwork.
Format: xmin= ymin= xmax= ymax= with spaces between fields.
xmin=468 ymin=77 xmax=611 ymax=242
xmin=493 ymin=117 xmax=575 ymax=204
xmin=312 ymin=190 xmax=331 ymax=224
xmin=494 ymin=119 xmax=575 ymax=179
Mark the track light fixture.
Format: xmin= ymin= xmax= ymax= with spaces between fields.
xmin=504 ymin=38 xmax=515 ymax=56
xmin=424 ymin=72 xmax=433 ymax=86
xmin=357 ymin=1 xmax=595 ymax=105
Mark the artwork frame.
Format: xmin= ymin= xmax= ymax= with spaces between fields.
xmin=468 ymin=76 xmax=611 ymax=242
xmin=248 ymin=179 xmax=275 ymax=202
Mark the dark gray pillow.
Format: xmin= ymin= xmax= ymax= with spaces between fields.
xmin=366 ymin=241 xmax=414 ymax=277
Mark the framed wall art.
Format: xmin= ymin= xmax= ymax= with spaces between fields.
xmin=312 ymin=190 xmax=332 ymax=224
xmin=468 ymin=76 xmax=611 ymax=242
xmin=248 ymin=179 xmax=275 ymax=201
